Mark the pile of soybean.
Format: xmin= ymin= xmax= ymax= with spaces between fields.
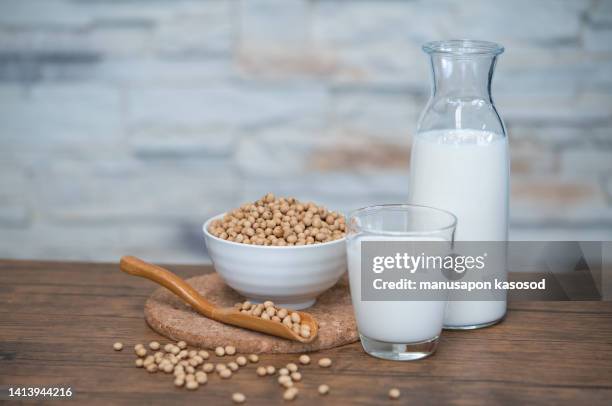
xmin=113 ymin=339 xmax=342 ymax=403
xmin=114 ymin=340 xmax=402 ymax=402
xmin=208 ymin=193 xmax=346 ymax=246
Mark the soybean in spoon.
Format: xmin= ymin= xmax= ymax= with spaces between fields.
xmin=119 ymin=256 xmax=318 ymax=343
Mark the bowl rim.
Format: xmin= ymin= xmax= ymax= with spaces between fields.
xmin=202 ymin=213 xmax=346 ymax=250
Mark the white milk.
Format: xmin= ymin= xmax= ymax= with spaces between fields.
xmin=408 ymin=129 xmax=509 ymax=327
xmin=346 ymin=236 xmax=447 ymax=343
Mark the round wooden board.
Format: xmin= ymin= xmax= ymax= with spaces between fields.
xmin=144 ymin=273 xmax=358 ymax=353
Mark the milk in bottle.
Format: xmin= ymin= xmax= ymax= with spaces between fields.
xmin=408 ymin=40 xmax=509 ymax=329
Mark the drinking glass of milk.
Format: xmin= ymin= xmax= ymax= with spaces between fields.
xmin=409 ymin=40 xmax=509 ymax=329
xmin=347 ymin=204 xmax=456 ymax=361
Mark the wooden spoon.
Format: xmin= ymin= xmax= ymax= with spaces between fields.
xmin=120 ymin=256 xmax=318 ymax=343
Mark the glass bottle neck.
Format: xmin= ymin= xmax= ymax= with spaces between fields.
xmin=429 ymin=54 xmax=497 ymax=102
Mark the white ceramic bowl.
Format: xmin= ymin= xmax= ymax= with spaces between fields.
xmin=203 ymin=214 xmax=347 ymax=309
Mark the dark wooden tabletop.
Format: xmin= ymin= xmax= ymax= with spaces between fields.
xmin=1 ymin=259 xmax=611 ymax=405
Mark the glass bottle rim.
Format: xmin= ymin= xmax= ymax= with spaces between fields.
xmin=348 ymin=203 xmax=457 ymax=237
xmin=423 ymin=39 xmax=504 ymax=56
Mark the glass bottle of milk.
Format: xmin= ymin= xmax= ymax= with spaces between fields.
xmin=408 ymin=40 xmax=509 ymax=329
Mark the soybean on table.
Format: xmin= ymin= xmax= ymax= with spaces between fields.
xmin=0 ymin=260 xmax=611 ymax=405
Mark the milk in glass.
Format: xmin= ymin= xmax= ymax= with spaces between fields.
xmin=347 ymin=236 xmax=447 ymax=343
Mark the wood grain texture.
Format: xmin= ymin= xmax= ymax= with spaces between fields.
xmin=0 ymin=259 xmax=611 ymax=405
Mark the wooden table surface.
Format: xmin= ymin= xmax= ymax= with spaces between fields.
xmin=1 ymin=259 xmax=611 ymax=405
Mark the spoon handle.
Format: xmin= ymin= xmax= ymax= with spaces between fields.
xmin=119 ymin=256 xmax=216 ymax=319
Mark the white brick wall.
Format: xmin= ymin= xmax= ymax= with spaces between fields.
xmin=1 ymin=0 xmax=611 ymax=263
xmin=1 ymin=84 xmax=124 ymax=160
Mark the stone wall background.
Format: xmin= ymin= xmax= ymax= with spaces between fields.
xmin=1 ymin=0 xmax=611 ymax=263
